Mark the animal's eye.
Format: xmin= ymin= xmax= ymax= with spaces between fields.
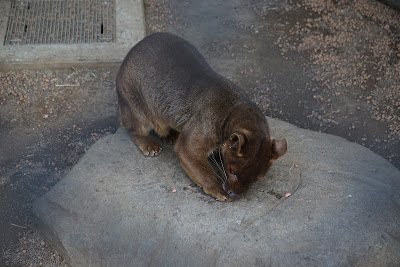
xmin=230 ymin=169 xmax=238 ymax=180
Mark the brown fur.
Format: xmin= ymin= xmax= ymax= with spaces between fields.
xmin=116 ymin=32 xmax=287 ymax=201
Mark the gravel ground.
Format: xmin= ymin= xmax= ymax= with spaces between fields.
xmin=0 ymin=68 xmax=117 ymax=266
xmin=1 ymin=0 xmax=399 ymax=266
xmin=278 ymin=0 xmax=400 ymax=150
xmin=3 ymin=231 xmax=64 ymax=267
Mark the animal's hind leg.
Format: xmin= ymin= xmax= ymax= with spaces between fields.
xmin=152 ymin=123 xmax=180 ymax=144
xmin=119 ymin=99 xmax=162 ymax=157
xmin=161 ymin=129 xmax=180 ymax=144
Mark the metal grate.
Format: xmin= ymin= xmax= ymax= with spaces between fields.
xmin=4 ymin=0 xmax=116 ymax=45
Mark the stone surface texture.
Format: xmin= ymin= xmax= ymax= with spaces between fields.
xmin=33 ymin=118 xmax=400 ymax=266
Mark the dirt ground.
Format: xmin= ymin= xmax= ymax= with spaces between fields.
xmin=1 ymin=0 xmax=399 ymax=265
xmin=0 ymin=69 xmax=117 ymax=266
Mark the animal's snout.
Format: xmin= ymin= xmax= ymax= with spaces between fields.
xmin=227 ymin=190 xmax=239 ymax=200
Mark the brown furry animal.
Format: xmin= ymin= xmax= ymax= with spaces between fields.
xmin=116 ymin=32 xmax=287 ymax=201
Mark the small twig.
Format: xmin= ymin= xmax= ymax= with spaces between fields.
xmin=289 ymin=164 xmax=294 ymax=172
xmin=11 ymin=223 xmax=27 ymax=229
xmin=85 ymin=67 xmax=97 ymax=77
xmin=67 ymin=67 xmax=78 ymax=79
xmin=55 ymin=84 xmax=79 ymax=87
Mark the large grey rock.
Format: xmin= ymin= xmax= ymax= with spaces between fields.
xmin=33 ymin=118 xmax=400 ymax=266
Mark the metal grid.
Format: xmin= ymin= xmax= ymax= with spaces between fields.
xmin=4 ymin=0 xmax=116 ymax=45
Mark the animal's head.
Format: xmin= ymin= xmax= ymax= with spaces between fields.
xmin=221 ymin=129 xmax=287 ymax=200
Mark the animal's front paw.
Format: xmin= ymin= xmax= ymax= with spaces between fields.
xmin=215 ymin=193 xmax=230 ymax=202
xmin=131 ymin=135 xmax=162 ymax=157
xmin=142 ymin=144 xmax=162 ymax=157
xmin=203 ymin=187 xmax=232 ymax=202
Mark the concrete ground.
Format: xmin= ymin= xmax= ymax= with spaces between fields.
xmin=0 ymin=0 xmax=399 ymax=265
xmin=0 ymin=0 xmax=145 ymax=70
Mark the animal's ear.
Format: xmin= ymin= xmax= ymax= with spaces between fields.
xmin=271 ymin=138 xmax=287 ymax=160
xmin=229 ymin=132 xmax=247 ymax=157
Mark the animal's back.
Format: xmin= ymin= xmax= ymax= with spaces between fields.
xmin=116 ymin=32 xmax=249 ymax=129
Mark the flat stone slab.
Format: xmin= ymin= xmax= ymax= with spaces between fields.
xmin=33 ymin=118 xmax=400 ymax=266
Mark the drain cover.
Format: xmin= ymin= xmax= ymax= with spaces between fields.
xmin=4 ymin=0 xmax=115 ymax=45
